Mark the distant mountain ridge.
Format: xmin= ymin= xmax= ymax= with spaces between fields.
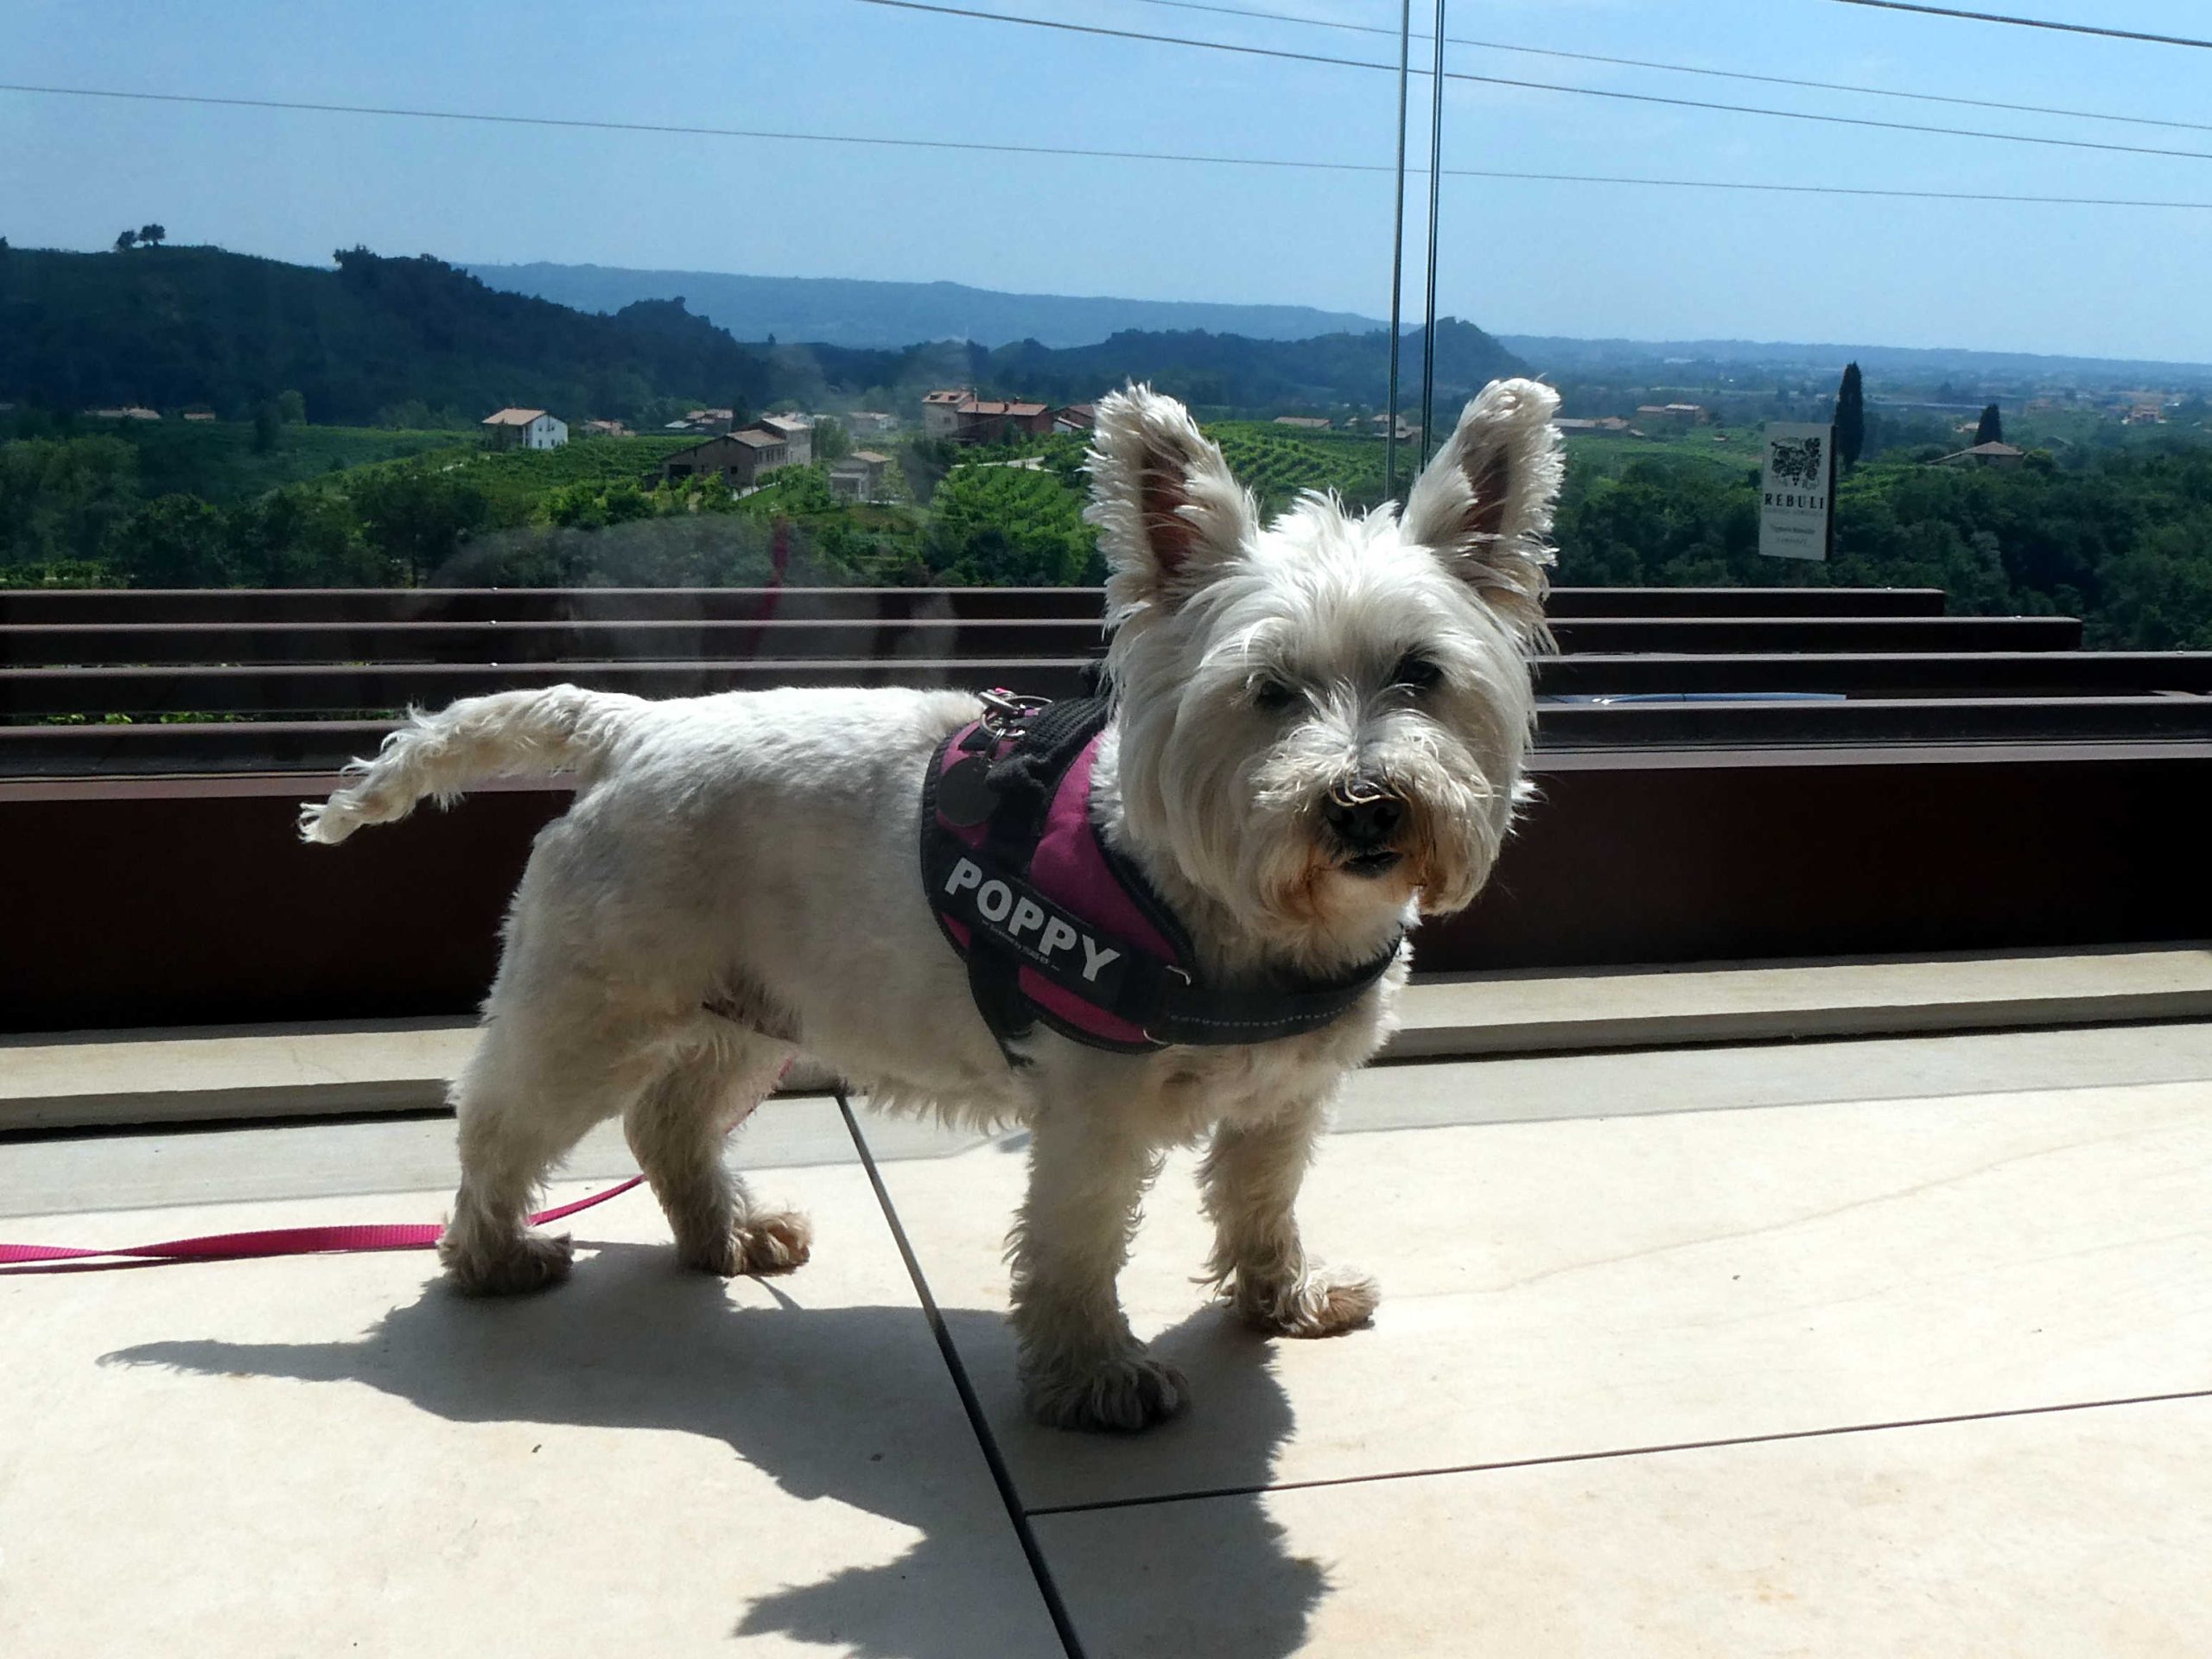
xmin=0 ymin=245 xmax=1525 ymax=423
xmin=466 ymin=262 xmax=1388 ymax=350
xmin=1503 ymin=334 xmax=2212 ymax=386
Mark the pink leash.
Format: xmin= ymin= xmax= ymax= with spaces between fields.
xmin=2 ymin=1048 xmax=793 ymax=1276
xmin=0 ymin=1178 xmax=644 ymax=1274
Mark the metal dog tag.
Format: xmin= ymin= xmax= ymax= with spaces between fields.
xmin=937 ymin=756 xmax=1000 ymax=827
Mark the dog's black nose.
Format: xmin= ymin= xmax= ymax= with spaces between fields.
xmin=1323 ymin=778 xmax=1405 ymax=850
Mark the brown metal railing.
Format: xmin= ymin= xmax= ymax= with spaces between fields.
xmin=2 ymin=584 xmax=2206 ymax=1031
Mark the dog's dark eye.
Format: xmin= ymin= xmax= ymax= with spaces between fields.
xmin=1250 ymin=676 xmax=1300 ymax=713
xmin=1390 ymin=653 xmax=1443 ymax=693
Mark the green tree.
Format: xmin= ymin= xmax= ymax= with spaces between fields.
xmin=813 ymin=416 xmax=852 ymax=461
xmin=349 ymin=467 xmax=489 ymax=585
xmin=251 ymin=400 xmax=283 ymax=454
xmin=276 ymin=389 xmax=308 ymax=424
xmin=113 ymin=229 xmax=137 ymax=252
xmin=113 ymin=493 xmax=232 ymax=586
xmin=1833 ymin=362 xmax=1865 ymax=472
xmin=233 ymin=487 xmax=385 ymax=586
xmin=0 ymin=435 xmax=141 ymax=568
xmin=137 ymin=224 xmax=167 ymax=249
xmin=1975 ymin=404 xmax=2004 ymax=446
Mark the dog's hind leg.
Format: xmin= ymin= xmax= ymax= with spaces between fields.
xmin=438 ymin=1002 xmax=640 ymax=1296
xmin=625 ymin=1033 xmax=812 ymax=1278
xmin=1199 ymin=1096 xmax=1378 ymax=1338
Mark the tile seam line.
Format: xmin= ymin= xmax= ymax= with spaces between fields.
xmin=1371 ymin=1007 xmax=2212 ymax=1069
xmin=836 ymin=1090 xmax=1088 ymax=1659
xmin=1021 ymin=1384 xmax=2212 ymax=1517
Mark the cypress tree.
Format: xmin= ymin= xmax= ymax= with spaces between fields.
xmin=1975 ymin=403 xmax=2004 ymax=445
xmin=1834 ymin=362 xmax=1865 ymax=471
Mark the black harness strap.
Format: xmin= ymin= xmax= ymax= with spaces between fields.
xmin=958 ymin=696 xmax=1114 ymax=1058
xmin=920 ymin=693 xmax=1402 ymax=1056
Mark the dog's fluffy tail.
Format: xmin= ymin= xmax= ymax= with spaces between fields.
xmin=299 ymin=683 xmax=645 ymax=845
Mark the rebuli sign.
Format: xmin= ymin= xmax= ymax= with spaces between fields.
xmin=1759 ymin=422 xmax=1834 ymax=561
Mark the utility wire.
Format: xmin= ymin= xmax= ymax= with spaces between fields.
xmin=8 ymin=82 xmax=2212 ymax=212
xmin=1821 ymin=0 xmax=2212 ymax=50
xmin=1128 ymin=0 xmax=2212 ymax=134
xmin=0 ymin=80 xmax=1394 ymax=174
xmin=845 ymin=0 xmax=2212 ymax=163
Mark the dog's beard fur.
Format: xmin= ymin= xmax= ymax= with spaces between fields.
xmin=1089 ymin=379 xmax=1560 ymax=978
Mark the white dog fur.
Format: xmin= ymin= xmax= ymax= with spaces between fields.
xmin=302 ymin=378 xmax=1563 ymax=1433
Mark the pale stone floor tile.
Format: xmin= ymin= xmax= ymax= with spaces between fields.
xmin=1033 ymin=1394 xmax=2212 ymax=1659
xmin=0 ymin=1103 xmax=1062 ymax=1659
xmin=1348 ymin=1018 xmax=2212 ymax=1135
xmin=862 ymin=1073 xmax=2212 ymax=1512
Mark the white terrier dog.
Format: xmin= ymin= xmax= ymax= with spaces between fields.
xmin=302 ymin=378 xmax=1562 ymax=1433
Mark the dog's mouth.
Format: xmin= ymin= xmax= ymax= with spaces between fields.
xmin=1338 ymin=849 xmax=1403 ymax=878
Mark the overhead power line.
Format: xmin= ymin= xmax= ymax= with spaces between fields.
xmin=845 ymin=0 xmax=2212 ymax=162
xmin=1128 ymin=0 xmax=2212 ymax=134
xmin=0 ymin=79 xmax=1398 ymax=173
xmin=1821 ymin=0 xmax=2212 ymax=50
xmin=7 ymin=82 xmax=2210 ymax=213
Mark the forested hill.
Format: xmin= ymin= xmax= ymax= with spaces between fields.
xmin=0 ymin=243 xmax=1526 ymax=423
xmin=0 ymin=245 xmax=787 ymax=424
xmin=467 ymin=262 xmax=1384 ymax=349
xmin=976 ymin=318 xmax=1528 ymax=410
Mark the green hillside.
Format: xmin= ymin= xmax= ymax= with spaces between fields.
xmin=0 ymin=243 xmax=1527 ymax=433
xmin=0 ymin=245 xmax=787 ymax=425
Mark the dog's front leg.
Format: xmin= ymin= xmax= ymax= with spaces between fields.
xmin=1008 ymin=1101 xmax=1185 ymax=1432
xmin=1200 ymin=1096 xmax=1378 ymax=1338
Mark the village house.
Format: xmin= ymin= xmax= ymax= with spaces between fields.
xmin=749 ymin=414 xmax=813 ymax=466
xmin=922 ymin=388 xmax=1057 ymax=444
xmin=664 ymin=408 xmax=734 ymax=434
xmin=481 ymin=408 xmax=568 ymax=450
xmin=86 ymin=406 xmax=161 ymax=422
xmin=827 ymin=448 xmax=893 ymax=503
xmin=1052 ymin=404 xmax=1096 ymax=435
xmin=948 ymin=397 xmax=1052 ymax=445
xmin=847 ymin=410 xmax=899 ymax=437
xmin=656 ymin=429 xmax=787 ymax=490
xmin=1633 ymin=403 xmax=1711 ymax=428
xmin=181 ymin=408 xmax=218 ymax=423
xmin=1273 ymin=416 xmax=1331 ymax=429
xmin=1935 ymin=441 xmax=2025 ymax=469
xmin=581 ymin=418 xmax=629 ymax=438
xmin=922 ymin=389 xmax=971 ymax=438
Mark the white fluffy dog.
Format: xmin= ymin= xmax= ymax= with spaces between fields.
xmin=302 ymin=378 xmax=1562 ymax=1433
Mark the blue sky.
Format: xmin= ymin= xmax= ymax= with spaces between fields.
xmin=7 ymin=0 xmax=2208 ymax=360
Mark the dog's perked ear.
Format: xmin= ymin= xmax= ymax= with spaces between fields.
xmin=1085 ymin=384 xmax=1260 ymax=619
xmin=1400 ymin=377 xmax=1565 ymax=641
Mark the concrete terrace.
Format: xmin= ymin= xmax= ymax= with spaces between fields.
xmin=5 ymin=951 xmax=2212 ymax=1656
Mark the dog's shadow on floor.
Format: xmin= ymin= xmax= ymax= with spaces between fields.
xmin=106 ymin=1241 xmax=1326 ymax=1658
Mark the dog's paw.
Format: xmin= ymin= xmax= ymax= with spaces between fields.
xmin=1024 ymin=1351 xmax=1189 ymax=1433
xmin=1230 ymin=1265 xmax=1379 ymax=1338
xmin=680 ymin=1208 xmax=814 ymax=1278
xmin=440 ymin=1229 xmax=575 ymax=1297
xmin=738 ymin=1208 xmax=814 ymax=1275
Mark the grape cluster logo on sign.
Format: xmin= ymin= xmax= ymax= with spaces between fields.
xmin=1759 ymin=421 xmax=1834 ymax=562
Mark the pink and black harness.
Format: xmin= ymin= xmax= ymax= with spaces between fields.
xmin=921 ymin=692 xmax=1402 ymax=1055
